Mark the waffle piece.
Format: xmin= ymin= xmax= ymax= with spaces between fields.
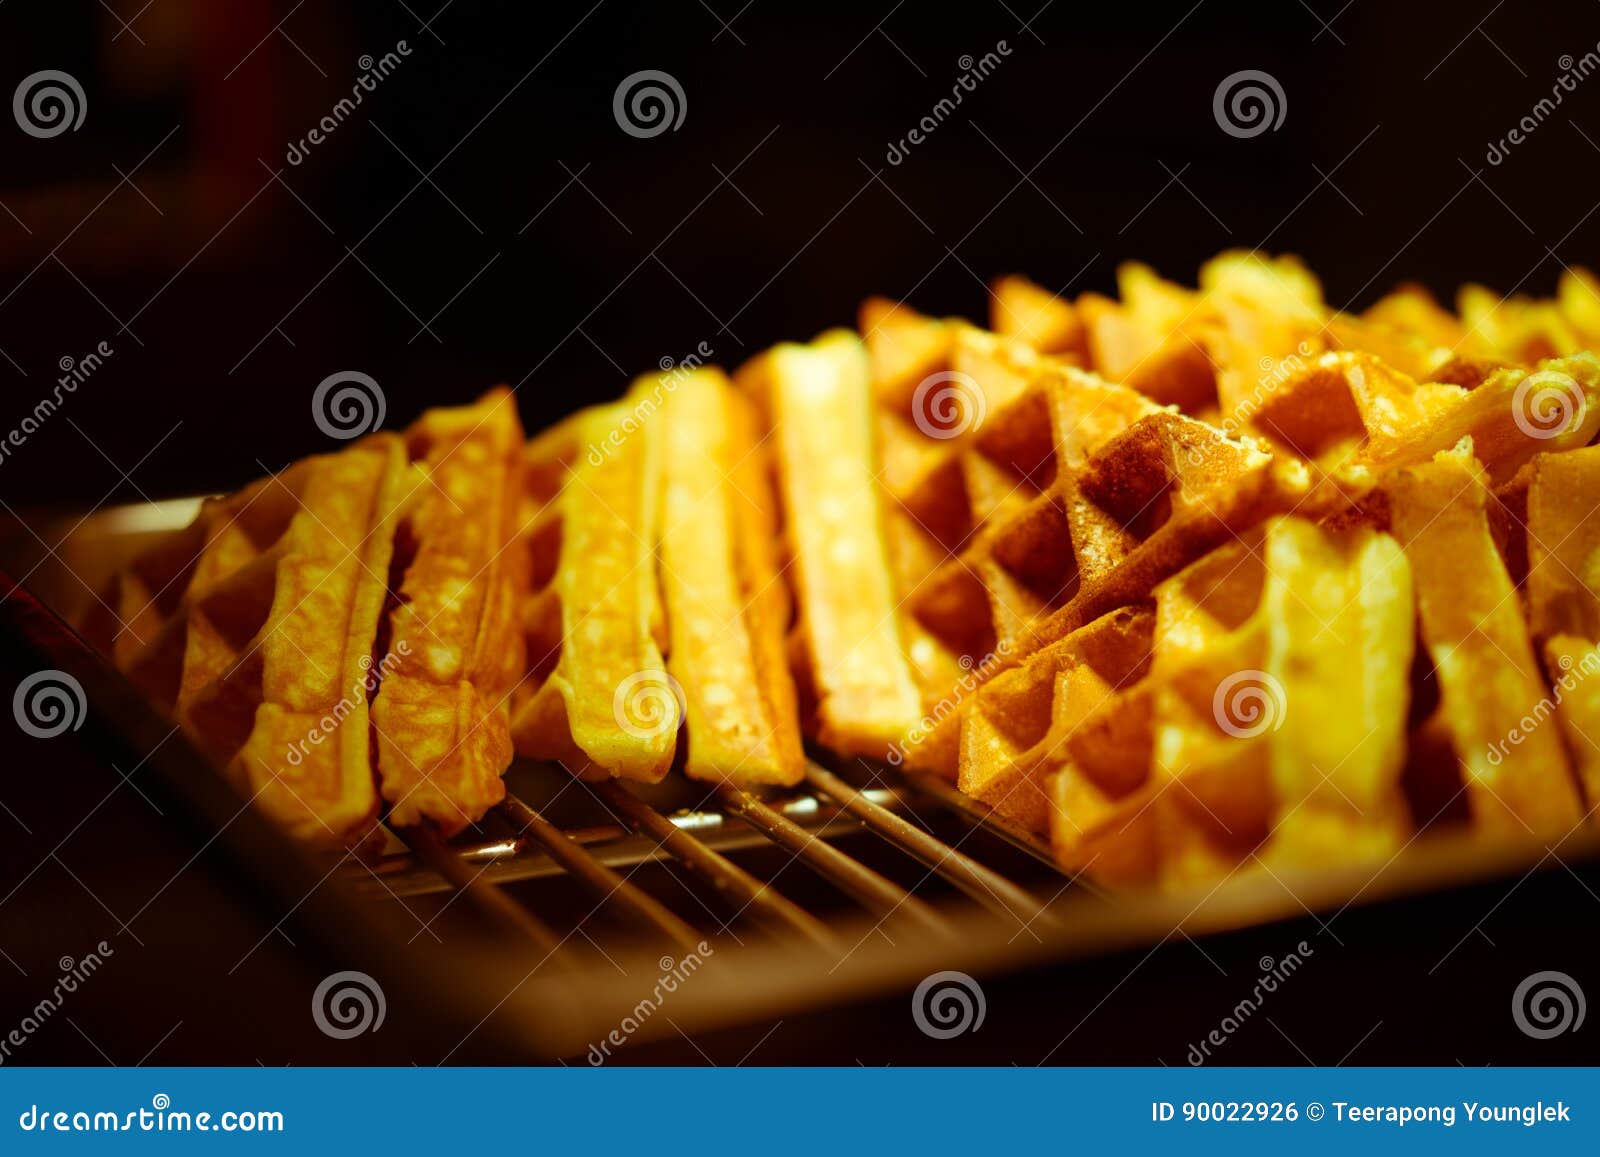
xmin=1361 ymin=283 xmax=1483 ymax=356
xmin=851 ymin=304 xmax=1164 ymax=767
xmin=1557 ymin=267 xmax=1600 ymax=346
xmin=1248 ymin=351 xmax=1600 ymax=482
xmin=371 ymin=389 xmax=527 ymax=833
xmin=511 ymin=381 xmax=678 ymax=782
xmin=1387 ymin=440 xmax=1586 ymax=834
xmin=958 ymin=604 xmax=1154 ymax=836
xmin=1076 ymin=261 xmax=1218 ymax=411
xmin=1197 ymin=251 xmax=1328 ymax=417
xmin=1256 ymin=518 xmax=1415 ymax=861
xmin=988 ymin=275 xmax=1087 ymax=360
xmin=1524 ymin=444 xmax=1600 ymax=807
xmin=100 ymin=437 xmax=409 ymax=846
xmin=903 ymin=399 xmax=1293 ymax=693
xmin=1459 ymin=283 xmax=1583 ymax=364
xmin=1032 ymin=517 xmax=1414 ymax=887
xmin=659 ymin=370 xmax=804 ymax=786
xmin=740 ymin=331 xmax=926 ymax=758
xmin=844 ymin=295 xmax=1305 ymax=773
xmin=857 ymin=296 xmax=959 ymax=417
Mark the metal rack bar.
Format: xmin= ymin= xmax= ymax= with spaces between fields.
xmin=397 ymin=824 xmax=568 ymax=960
xmin=893 ymin=766 xmax=1061 ymax=868
xmin=497 ymin=793 xmax=703 ymax=952
xmin=592 ymin=780 xmax=841 ymax=953
xmin=805 ymin=762 xmax=1060 ymax=929
xmin=716 ymin=785 xmax=951 ymax=936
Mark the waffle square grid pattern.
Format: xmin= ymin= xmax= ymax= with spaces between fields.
xmin=86 ymin=251 xmax=1600 ymax=892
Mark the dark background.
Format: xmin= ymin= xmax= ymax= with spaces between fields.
xmin=1 ymin=0 xmax=1598 ymax=1066
xmin=4 ymin=0 xmax=1600 ymax=504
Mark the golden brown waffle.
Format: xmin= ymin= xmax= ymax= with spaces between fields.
xmin=510 ymin=368 xmax=804 ymax=786
xmin=1525 ymin=443 xmax=1600 ymax=806
xmin=371 ymin=389 xmax=527 ymax=833
xmin=97 ymin=436 xmax=409 ymax=846
xmin=1247 ymin=351 xmax=1600 ymax=481
xmin=725 ymin=289 xmax=1323 ymax=780
xmin=738 ymin=332 xmax=930 ymax=759
xmin=92 ymin=392 xmax=531 ymax=845
xmin=988 ymin=275 xmax=1087 ymax=361
xmin=1388 ymin=441 xmax=1585 ymax=833
xmin=511 ymin=382 xmax=676 ymax=782
xmin=866 ymin=256 xmax=1600 ymax=887
xmin=85 ymin=247 xmax=1600 ymax=892
xmin=1011 ymin=518 xmax=1414 ymax=888
xmin=659 ymin=371 xmax=804 ymax=786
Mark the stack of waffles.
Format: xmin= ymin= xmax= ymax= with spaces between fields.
xmin=87 ymin=251 xmax=1600 ymax=893
xmin=776 ymin=252 xmax=1600 ymax=888
xmin=86 ymin=390 xmax=527 ymax=849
